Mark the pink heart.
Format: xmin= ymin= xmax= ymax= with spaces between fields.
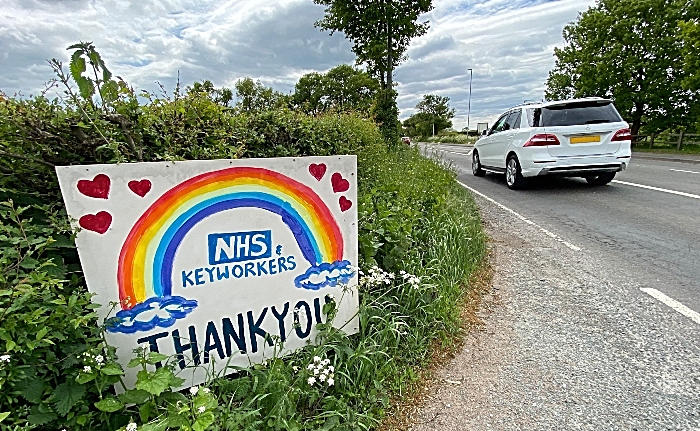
xmin=339 ymin=196 xmax=352 ymax=212
xmin=128 ymin=179 xmax=152 ymax=197
xmin=77 ymin=174 xmax=110 ymax=199
xmin=308 ymin=163 xmax=327 ymax=181
xmin=331 ymin=172 xmax=350 ymax=193
xmin=79 ymin=211 xmax=112 ymax=234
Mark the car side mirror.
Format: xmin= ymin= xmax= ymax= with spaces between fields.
xmin=481 ymin=129 xmax=488 ymax=136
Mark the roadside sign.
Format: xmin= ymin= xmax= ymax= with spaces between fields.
xmin=56 ymin=156 xmax=359 ymax=388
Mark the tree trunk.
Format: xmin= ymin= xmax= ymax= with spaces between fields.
xmin=630 ymin=101 xmax=643 ymax=137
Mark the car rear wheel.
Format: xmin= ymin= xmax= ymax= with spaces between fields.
xmin=506 ymin=155 xmax=526 ymax=190
xmin=585 ymin=172 xmax=616 ymax=186
xmin=472 ymin=150 xmax=485 ymax=176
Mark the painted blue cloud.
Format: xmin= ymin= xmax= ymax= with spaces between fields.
xmin=294 ymin=260 xmax=356 ymax=291
xmin=105 ymin=296 xmax=198 ymax=334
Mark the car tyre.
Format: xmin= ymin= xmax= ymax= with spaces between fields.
xmin=585 ymin=172 xmax=616 ymax=186
xmin=472 ymin=150 xmax=485 ymax=177
xmin=505 ymin=155 xmax=526 ymax=190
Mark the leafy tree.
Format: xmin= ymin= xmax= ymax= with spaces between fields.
xmin=314 ymin=0 xmax=433 ymax=91
xmin=293 ymin=64 xmax=380 ymax=114
xmin=314 ymin=0 xmax=433 ymax=144
xmin=403 ymin=94 xmax=454 ymax=136
xmin=545 ymin=0 xmax=698 ymax=136
xmin=234 ymin=78 xmax=289 ymax=113
xmin=187 ymin=80 xmax=233 ymax=106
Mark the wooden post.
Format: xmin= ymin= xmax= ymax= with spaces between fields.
xmin=649 ymin=132 xmax=655 ymax=149
xmin=677 ymin=130 xmax=685 ymax=151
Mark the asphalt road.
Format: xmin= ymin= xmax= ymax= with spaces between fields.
xmin=422 ymin=143 xmax=700 ymax=316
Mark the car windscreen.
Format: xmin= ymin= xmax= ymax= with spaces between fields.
xmin=539 ymin=101 xmax=622 ymax=127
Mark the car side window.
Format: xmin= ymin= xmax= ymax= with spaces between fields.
xmin=506 ymin=110 xmax=522 ymax=130
xmin=490 ymin=114 xmax=509 ymax=134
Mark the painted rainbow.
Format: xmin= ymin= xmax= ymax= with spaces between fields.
xmin=117 ymin=166 xmax=344 ymax=310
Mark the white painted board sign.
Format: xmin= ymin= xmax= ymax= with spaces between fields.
xmin=55 ymin=156 xmax=359 ymax=389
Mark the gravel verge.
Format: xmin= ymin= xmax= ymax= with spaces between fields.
xmin=408 ymin=193 xmax=700 ymax=430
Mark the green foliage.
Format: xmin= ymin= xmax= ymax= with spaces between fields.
xmin=371 ymin=89 xmax=401 ymax=147
xmin=545 ymin=0 xmax=699 ymax=135
xmin=234 ymin=78 xmax=290 ymax=113
xmin=293 ymin=65 xmax=380 ymax=115
xmin=314 ymin=0 xmax=433 ymax=89
xmin=186 ymin=80 xmax=234 ymax=107
xmin=402 ymin=94 xmax=455 ymax=136
xmin=0 ymin=200 xmax=130 ymax=429
xmin=679 ymin=1 xmax=700 ymax=101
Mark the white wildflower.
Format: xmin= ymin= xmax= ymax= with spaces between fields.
xmin=293 ymin=366 xmax=299 ymax=373
xmin=94 ymin=355 xmax=104 ymax=365
xmin=313 ymin=368 xmax=319 ymax=375
xmin=307 ymin=364 xmax=315 ymax=371
xmin=308 ymin=376 xmax=316 ymax=386
xmin=126 ymin=422 xmax=138 ymax=431
xmin=322 ymin=358 xmax=330 ymax=365
xmin=0 ymin=355 xmax=10 ymax=363
xmin=190 ymin=386 xmax=199 ymax=396
xmin=327 ymin=377 xmax=334 ymax=386
xmin=83 ymin=365 xmax=91 ymax=373
xmin=319 ymin=373 xmax=327 ymax=382
xmin=197 ymin=406 xmax=206 ymax=414
xmin=327 ymin=365 xmax=334 ymax=373
xmin=202 ymin=388 xmax=211 ymax=394
xmin=313 ymin=356 xmax=321 ymax=363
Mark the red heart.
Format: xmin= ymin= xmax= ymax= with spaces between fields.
xmin=331 ymin=172 xmax=350 ymax=193
xmin=77 ymin=174 xmax=110 ymax=199
xmin=308 ymin=163 xmax=327 ymax=181
xmin=128 ymin=179 xmax=152 ymax=197
xmin=79 ymin=211 xmax=112 ymax=234
xmin=339 ymin=196 xmax=352 ymax=212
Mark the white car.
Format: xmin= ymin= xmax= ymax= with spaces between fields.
xmin=472 ymin=98 xmax=631 ymax=189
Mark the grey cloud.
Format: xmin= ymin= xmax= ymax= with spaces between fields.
xmin=0 ymin=0 xmax=594 ymax=130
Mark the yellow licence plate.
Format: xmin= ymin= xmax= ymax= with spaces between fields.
xmin=570 ymin=135 xmax=601 ymax=144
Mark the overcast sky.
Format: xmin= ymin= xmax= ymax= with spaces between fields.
xmin=0 ymin=0 xmax=595 ymax=130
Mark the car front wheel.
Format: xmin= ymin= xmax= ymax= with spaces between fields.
xmin=585 ymin=172 xmax=616 ymax=186
xmin=472 ymin=150 xmax=485 ymax=176
xmin=506 ymin=155 xmax=526 ymax=190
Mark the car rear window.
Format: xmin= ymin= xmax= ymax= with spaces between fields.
xmin=538 ymin=101 xmax=622 ymax=127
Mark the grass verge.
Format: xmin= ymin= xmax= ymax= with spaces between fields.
xmin=378 ymin=257 xmax=493 ymax=431
xmin=632 ymin=145 xmax=700 ymax=155
xmin=416 ymin=135 xmax=477 ymax=145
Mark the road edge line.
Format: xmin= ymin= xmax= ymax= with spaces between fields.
xmin=457 ymin=181 xmax=582 ymax=252
xmin=612 ymin=180 xmax=700 ymax=200
xmin=640 ymin=288 xmax=700 ymax=325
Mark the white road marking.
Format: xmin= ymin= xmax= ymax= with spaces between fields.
xmin=670 ymin=168 xmax=700 ymax=174
xmin=611 ymin=180 xmax=700 ymax=200
xmin=457 ymin=181 xmax=582 ymax=251
xmin=640 ymin=288 xmax=700 ymax=325
xmin=424 ymin=147 xmax=474 ymax=157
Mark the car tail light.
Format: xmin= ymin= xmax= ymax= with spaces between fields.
xmin=524 ymin=134 xmax=560 ymax=147
xmin=611 ymin=128 xmax=631 ymax=142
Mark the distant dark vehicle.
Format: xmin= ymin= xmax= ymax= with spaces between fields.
xmin=401 ymin=136 xmax=411 ymax=145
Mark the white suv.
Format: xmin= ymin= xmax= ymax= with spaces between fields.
xmin=472 ymin=98 xmax=631 ymax=189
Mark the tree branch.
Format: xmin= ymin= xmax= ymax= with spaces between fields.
xmin=0 ymin=149 xmax=55 ymax=168
xmin=103 ymin=113 xmax=142 ymax=161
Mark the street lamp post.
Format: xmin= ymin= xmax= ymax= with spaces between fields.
xmin=467 ymin=68 xmax=473 ymax=135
